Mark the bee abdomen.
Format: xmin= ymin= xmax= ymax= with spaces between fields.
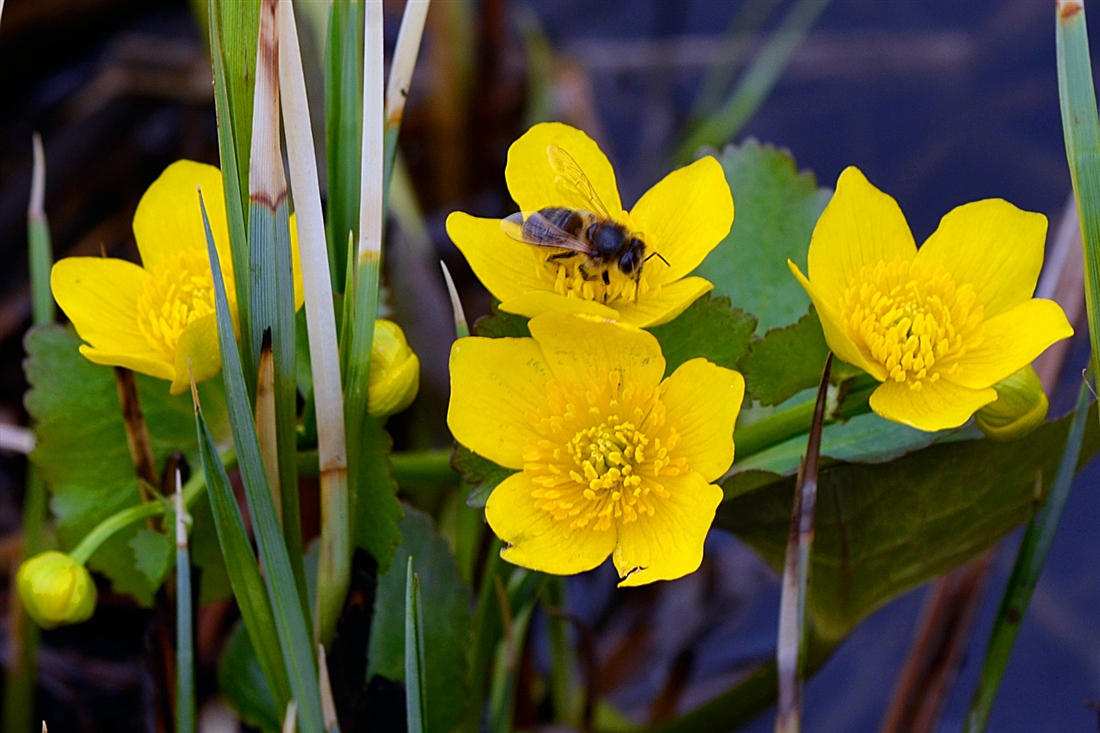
xmin=533 ymin=206 xmax=585 ymax=237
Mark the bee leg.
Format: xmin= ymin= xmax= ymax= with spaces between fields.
xmin=548 ymin=251 xmax=576 ymax=262
xmin=602 ymin=269 xmax=611 ymax=286
xmin=578 ymin=264 xmax=600 ymax=282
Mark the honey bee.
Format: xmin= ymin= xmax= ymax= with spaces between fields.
xmin=501 ymin=145 xmax=668 ymax=290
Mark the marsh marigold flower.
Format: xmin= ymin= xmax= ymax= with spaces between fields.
xmin=51 ymin=161 xmax=304 ymax=394
xmin=446 ymin=123 xmax=734 ymax=327
xmin=448 ymin=312 xmax=744 ymax=585
xmin=789 ymin=167 xmax=1073 ymax=432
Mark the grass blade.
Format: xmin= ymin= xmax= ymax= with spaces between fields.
xmin=191 ymin=382 xmax=291 ymax=712
xmin=383 ymin=0 xmax=430 ymax=203
xmin=964 ymin=378 xmax=1093 ymax=732
xmin=208 ymin=0 xmax=255 ymax=388
xmin=1057 ymin=0 xmax=1100 ymax=410
xmin=212 ymin=0 xmax=260 ymax=207
xmin=404 ymin=558 xmax=428 ymax=733
xmin=344 ymin=0 xmax=403 ymax=571
xmin=248 ymin=0 xmax=304 ymax=601
xmin=174 ymin=481 xmax=196 ymax=733
xmin=676 ymin=0 xmax=830 ymax=161
xmin=3 ymin=131 xmax=55 ymax=733
xmin=199 ymin=190 xmax=327 ymax=733
xmin=278 ymin=0 xmax=352 ymax=647
xmin=775 ymin=354 xmax=831 ymax=733
xmin=28 ymin=134 xmax=54 ymax=325
xmin=325 ymin=0 xmax=363 ymax=292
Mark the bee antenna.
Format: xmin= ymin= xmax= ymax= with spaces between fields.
xmin=644 ymin=251 xmax=671 ymax=266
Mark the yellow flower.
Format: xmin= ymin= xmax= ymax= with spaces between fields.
xmin=51 ymin=161 xmax=304 ymax=394
xmin=446 ymin=123 xmax=734 ymax=327
xmin=448 ymin=312 xmax=745 ymax=586
xmin=368 ymin=319 xmax=420 ymax=417
xmin=789 ymin=167 xmax=1073 ymax=432
xmin=17 ymin=551 xmax=97 ymax=629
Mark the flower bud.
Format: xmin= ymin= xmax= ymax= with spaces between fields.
xmin=16 ymin=551 xmax=97 ymax=629
xmin=369 ymin=319 xmax=420 ymax=417
xmin=976 ymin=365 xmax=1049 ymax=441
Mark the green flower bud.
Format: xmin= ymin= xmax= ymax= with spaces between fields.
xmin=369 ymin=319 xmax=420 ymax=417
xmin=16 ymin=551 xmax=97 ymax=629
xmin=976 ymin=365 xmax=1049 ymax=441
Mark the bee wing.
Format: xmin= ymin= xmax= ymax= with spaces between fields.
xmin=501 ymin=211 xmax=594 ymax=254
xmin=546 ymin=145 xmax=612 ymax=220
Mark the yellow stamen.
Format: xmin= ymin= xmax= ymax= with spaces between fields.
xmin=839 ymin=256 xmax=984 ymax=390
xmin=522 ymin=371 xmax=685 ymax=532
xmin=135 ymin=249 xmax=235 ymax=360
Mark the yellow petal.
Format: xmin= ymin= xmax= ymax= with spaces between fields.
xmin=629 ymin=156 xmax=733 ymax=283
xmin=869 ymin=377 xmax=996 ymax=432
xmin=487 ymin=472 xmax=616 ymax=575
xmin=171 ymin=315 xmax=222 ymax=395
xmin=80 ymin=346 xmax=175 ymax=381
xmin=659 ymin=358 xmax=744 ymax=483
xmin=505 ymin=122 xmax=623 ymax=218
xmin=613 ymin=472 xmax=722 ymax=586
xmin=614 ymin=276 xmax=713 ymax=327
xmin=446 ymin=211 xmax=548 ymax=302
xmin=133 ymin=161 xmax=232 ymax=275
xmin=527 ymin=312 xmax=664 ymax=389
xmin=51 ymin=257 xmax=153 ymax=356
xmin=447 ymin=336 xmax=550 ymax=470
xmin=787 ymin=260 xmax=887 ymax=381
xmin=948 ymin=299 xmax=1073 ymax=390
xmin=914 ymin=199 xmax=1046 ymax=318
xmin=499 ymin=290 xmax=620 ymax=321
xmin=808 ymin=167 xmax=917 ymax=306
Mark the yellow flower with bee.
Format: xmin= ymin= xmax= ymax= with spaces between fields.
xmin=446 ymin=123 xmax=734 ymax=327
xmin=51 ymin=161 xmax=304 ymax=394
xmin=789 ymin=167 xmax=1073 ymax=432
xmin=448 ymin=312 xmax=744 ymax=586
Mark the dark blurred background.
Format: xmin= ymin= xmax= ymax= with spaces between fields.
xmin=0 ymin=1 xmax=1097 ymax=731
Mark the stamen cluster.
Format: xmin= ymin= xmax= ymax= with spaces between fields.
xmin=522 ymin=372 xmax=685 ymax=531
xmin=838 ymin=257 xmax=984 ymax=390
xmin=136 ymin=249 xmax=234 ymax=360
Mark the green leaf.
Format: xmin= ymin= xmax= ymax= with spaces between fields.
xmin=368 ymin=506 xmax=474 ymax=733
xmin=451 ymin=445 xmax=516 ymax=509
xmin=325 ymin=0 xmax=363 ymax=292
xmin=649 ymin=294 xmax=757 ymax=375
xmin=473 ymin=300 xmax=531 ymax=339
xmin=716 ymin=406 xmax=1100 ymax=641
xmin=355 ymin=416 xmax=405 ymax=571
xmin=219 ymin=621 xmax=281 ymax=733
xmin=738 ymin=309 xmax=827 ymax=405
xmin=693 ymin=140 xmax=831 ymax=332
xmin=734 ymin=411 xmax=948 ymax=476
xmin=131 ymin=529 xmax=171 ymax=588
xmin=24 ymin=325 xmax=229 ymax=605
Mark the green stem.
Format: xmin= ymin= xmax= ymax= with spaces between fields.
xmin=176 ymin=492 xmax=195 ymax=733
xmin=67 ymin=456 xmax=230 ymax=566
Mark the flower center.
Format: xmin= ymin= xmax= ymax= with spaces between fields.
xmin=522 ymin=371 xmax=686 ymax=531
xmin=136 ymin=249 xmax=235 ymax=360
xmin=838 ymin=256 xmax=984 ymax=390
xmin=538 ymin=255 xmax=654 ymax=305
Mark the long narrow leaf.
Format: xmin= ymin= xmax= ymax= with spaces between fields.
xmin=213 ymin=0 xmax=260 ymax=206
xmin=325 ymin=0 xmax=364 ymax=291
xmin=405 ymin=558 xmax=428 ymax=733
xmin=175 ymin=482 xmax=196 ymax=733
xmin=1057 ymin=0 xmax=1100 ymax=414
xmin=208 ymin=0 xmax=255 ymax=387
xmin=964 ymin=378 xmax=1093 ymax=732
xmin=248 ymin=0 xmax=304 ymax=601
xmin=199 ymin=191 xmax=327 ymax=733
xmin=278 ymin=0 xmax=351 ymax=647
xmin=191 ymin=383 xmax=291 ymax=711
xmin=676 ymin=0 xmax=829 ymax=161
xmin=383 ymin=0 xmax=430 ymax=202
